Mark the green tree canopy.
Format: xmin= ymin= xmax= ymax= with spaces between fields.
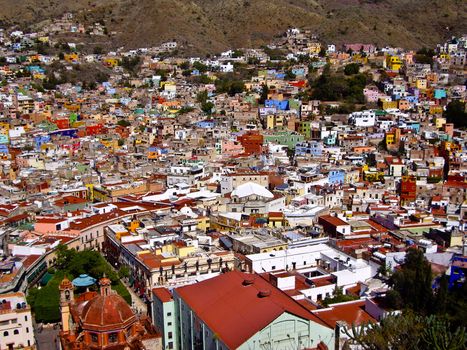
xmin=445 ymin=100 xmax=467 ymax=128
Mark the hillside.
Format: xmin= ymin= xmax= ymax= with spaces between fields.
xmin=0 ymin=0 xmax=466 ymax=54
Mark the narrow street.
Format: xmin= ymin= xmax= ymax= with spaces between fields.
xmin=121 ymin=279 xmax=148 ymax=315
xmin=34 ymin=323 xmax=60 ymax=350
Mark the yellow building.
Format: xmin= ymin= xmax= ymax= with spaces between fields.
xmin=415 ymin=79 xmax=427 ymax=90
xmin=103 ymin=57 xmax=120 ymax=68
xmin=385 ymin=132 xmax=396 ymax=147
xmin=197 ymin=216 xmax=210 ymax=232
xmin=308 ymin=42 xmax=322 ymax=55
xmin=430 ymin=106 xmax=443 ymax=115
xmin=386 ymin=56 xmax=403 ymax=71
xmin=380 ymin=100 xmax=398 ymax=110
xmin=64 ymin=53 xmax=79 ymax=63
xmin=435 ymin=117 xmax=447 ymax=129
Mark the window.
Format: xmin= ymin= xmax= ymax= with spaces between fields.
xmin=24 ymin=315 xmax=28 ymax=321
xmin=317 ymin=294 xmax=322 ymax=301
xmin=168 ymin=331 xmax=173 ymax=339
xmin=4 ymin=331 xmax=9 ymax=336
xmin=167 ymin=312 xmax=172 ymax=317
xmin=168 ymin=321 xmax=172 ymax=326
xmin=91 ymin=333 xmax=98 ymax=343
xmin=168 ymin=342 xmax=174 ymax=349
xmin=26 ymin=327 xmax=29 ymax=333
xmin=108 ymin=332 xmax=118 ymax=343
xmin=14 ymin=330 xmax=19 ymax=335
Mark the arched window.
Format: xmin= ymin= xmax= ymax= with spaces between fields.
xmin=3 ymin=331 xmax=9 ymax=336
xmin=14 ymin=330 xmax=19 ymax=335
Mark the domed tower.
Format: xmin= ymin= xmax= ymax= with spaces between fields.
xmin=59 ymin=278 xmax=74 ymax=333
xmin=78 ymin=277 xmax=138 ymax=348
xmin=99 ymin=276 xmax=112 ymax=296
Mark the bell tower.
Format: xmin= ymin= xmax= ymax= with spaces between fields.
xmin=99 ymin=277 xmax=112 ymax=296
xmin=59 ymin=278 xmax=74 ymax=332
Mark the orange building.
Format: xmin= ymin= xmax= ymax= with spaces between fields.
xmin=237 ymin=131 xmax=264 ymax=155
xmin=400 ymin=175 xmax=417 ymax=205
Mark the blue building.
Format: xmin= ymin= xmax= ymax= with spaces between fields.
xmin=295 ymin=141 xmax=323 ymax=157
xmin=434 ymin=89 xmax=447 ymax=100
xmin=405 ymin=120 xmax=421 ymax=134
xmin=34 ymin=135 xmax=51 ymax=150
xmin=405 ymin=95 xmax=419 ymax=104
xmin=265 ymin=99 xmax=289 ymax=111
xmin=196 ymin=120 xmax=216 ymax=129
xmin=49 ymin=128 xmax=78 ymax=138
xmin=292 ymin=68 xmax=305 ymax=76
xmin=0 ymin=145 xmax=8 ymax=154
xmin=328 ymin=169 xmax=345 ymax=185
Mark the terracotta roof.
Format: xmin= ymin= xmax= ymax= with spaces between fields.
xmin=80 ymin=293 xmax=136 ymax=331
xmin=313 ymin=300 xmax=376 ymax=328
xmin=175 ymin=271 xmax=330 ymax=349
xmin=319 ymin=215 xmax=349 ymax=227
xmin=54 ymin=196 xmax=87 ymax=207
xmin=152 ymin=288 xmax=173 ymax=303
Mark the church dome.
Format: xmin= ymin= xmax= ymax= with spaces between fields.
xmin=80 ymin=293 xmax=135 ymax=330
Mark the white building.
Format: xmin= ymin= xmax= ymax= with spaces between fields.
xmin=246 ymin=244 xmax=378 ymax=302
xmin=0 ymin=292 xmax=35 ymax=350
xmin=349 ymin=110 xmax=376 ymax=127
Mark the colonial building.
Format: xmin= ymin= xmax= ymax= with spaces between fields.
xmin=0 ymin=292 xmax=35 ymax=350
xmin=58 ymin=277 xmax=160 ymax=350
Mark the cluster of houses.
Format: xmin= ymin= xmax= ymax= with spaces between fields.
xmin=0 ymin=20 xmax=466 ymax=350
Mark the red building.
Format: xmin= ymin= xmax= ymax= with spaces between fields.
xmin=54 ymin=118 xmax=70 ymax=129
xmin=400 ymin=175 xmax=417 ymax=204
xmin=237 ymin=131 xmax=264 ymax=155
xmin=86 ymin=124 xmax=105 ymax=136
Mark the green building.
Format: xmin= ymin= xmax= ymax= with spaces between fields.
xmin=152 ymin=288 xmax=178 ymax=350
xmin=263 ymin=131 xmax=304 ymax=149
xmin=172 ymin=271 xmax=335 ymax=350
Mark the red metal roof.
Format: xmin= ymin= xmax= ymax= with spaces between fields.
xmin=175 ymin=271 xmax=330 ymax=349
xmin=152 ymin=287 xmax=173 ymax=303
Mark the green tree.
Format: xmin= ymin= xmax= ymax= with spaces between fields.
xmin=118 ymin=266 xmax=130 ymax=279
xmin=388 ymin=248 xmax=434 ymax=314
xmin=345 ymin=313 xmax=466 ymax=350
xmin=55 ymin=244 xmax=77 ymax=269
xmin=193 ymin=61 xmax=208 ymax=73
xmin=196 ymin=90 xmax=208 ymax=104
xmin=259 ymin=84 xmax=268 ymax=104
xmin=322 ymin=286 xmax=358 ymax=307
xmin=285 ymin=69 xmax=296 ymax=80
xmin=344 ymin=63 xmax=360 ymax=75
xmin=117 ymin=119 xmax=131 ymax=127
xmin=179 ymin=61 xmax=190 ymax=70
xmin=93 ymin=46 xmax=104 ymax=55
xmin=445 ymin=100 xmax=467 ymax=128
xmin=201 ymin=101 xmax=214 ymax=114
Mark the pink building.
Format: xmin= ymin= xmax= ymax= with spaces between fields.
xmin=34 ymin=217 xmax=69 ymax=234
xmin=221 ymin=139 xmax=245 ymax=156
xmin=364 ymin=88 xmax=388 ymax=103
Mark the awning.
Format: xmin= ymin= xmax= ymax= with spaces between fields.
xmin=72 ymin=274 xmax=96 ymax=287
xmin=40 ymin=272 xmax=53 ymax=286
